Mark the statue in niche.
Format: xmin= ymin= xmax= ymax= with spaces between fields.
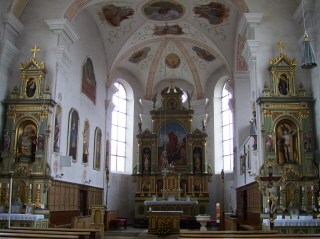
xmin=142 ymin=148 xmax=151 ymax=172
xmin=193 ymin=148 xmax=202 ymax=172
xmin=277 ymin=124 xmax=296 ymax=163
xmin=18 ymin=125 xmax=36 ymax=157
xmin=53 ymin=115 xmax=60 ymax=153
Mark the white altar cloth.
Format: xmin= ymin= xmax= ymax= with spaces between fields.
xmin=263 ymin=219 xmax=320 ymax=227
xmin=0 ymin=214 xmax=44 ymax=221
xmin=144 ymin=200 xmax=198 ymax=205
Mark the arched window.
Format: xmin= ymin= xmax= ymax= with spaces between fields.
xmin=111 ymin=82 xmax=127 ymax=172
xmin=221 ymin=82 xmax=233 ymax=171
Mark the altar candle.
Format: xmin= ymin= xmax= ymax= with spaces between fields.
xmin=216 ymin=203 xmax=221 ymax=223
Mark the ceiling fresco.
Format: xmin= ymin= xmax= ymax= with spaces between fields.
xmin=62 ymin=0 xmax=249 ymax=100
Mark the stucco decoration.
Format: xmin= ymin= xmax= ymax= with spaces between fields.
xmin=143 ymin=0 xmax=185 ymax=21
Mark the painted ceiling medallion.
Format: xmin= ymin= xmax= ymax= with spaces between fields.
xmin=165 ymin=53 xmax=180 ymax=69
xmin=192 ymin=46 xmax=216 ymax=62
xmin=153 ymin=24 xmax=184 ymax=36
xmin=194 ymin=2 xmax=229 ymax=25
xmin=101 ymin=4 xmax=134 ymax=27
xmin=129 ymin=47 xmax=151 ymax=63
xmin=143 ymin=0 xmax=184 ymax=21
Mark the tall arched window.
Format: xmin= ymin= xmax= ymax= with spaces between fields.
xmin=111 ymin=82 xmax=127 ymax=172
xmin=221 ymin=82 xmax=233 ymax=171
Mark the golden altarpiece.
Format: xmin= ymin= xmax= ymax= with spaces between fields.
xmin=255 ymin=42 xmax=320 ymax=233
xmin=0 ymin=47 xmax=55 ymax=224
xmin=132 ymin=85 xmax=213 ymax=226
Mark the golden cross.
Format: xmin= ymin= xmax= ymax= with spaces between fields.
xmin=169 ymin=79 xmax=175 ymax=89
xmin=276 ymin=41 xmax=286 ymax=54
xmin=31 ymin=45 xmax=40 ymax=58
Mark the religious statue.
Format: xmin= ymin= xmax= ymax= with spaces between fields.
xmin=83 ymin=132 xmax=89 ymax=163
xmin=138 ymin=119 xmax=142 ymax=132
xmin=202 ymin=118 xmax=207 ymax=131
xmin=193 ymin=148 xmax=201 ymax=172
xmin=255 ymin=175 xmax=286 ymax=214
xmin=3 ymin=131 xmax=10 ymax=151
xmin=266 ymin=131 xmax=274 ymax=152
xmin=304 ymin=131 xmax=312 ymax=152
xmin=143 ymin=148 xmax=151 ymax=172
xmin=186 ymin=90 xmax=193 ymax=108
xmin=19 ymin=130 xmax=36 ymax=156
xmin=152 ymin=92 xmax=157 ymax=108
xmin=36 ymin=134 xmax=44 ymax=151
xmin=53 ymin=116 xmax=60 ymax=152
xmin=277 ymin=126 xmax=296 ymax=163
xmin=249 ymin=110 xmax=257 ymax=150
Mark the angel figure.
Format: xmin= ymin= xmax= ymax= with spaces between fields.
xmin=152 ymin=92 xmax=157 ymax=108
xmin=186 ymin=90 xmax=193 ymax=108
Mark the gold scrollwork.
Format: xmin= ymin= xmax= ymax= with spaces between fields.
xmin=289 ymin=112 xmax=300 ymax=120
xmin=272 ymin=112 xmax=283 ymax=121
xmin=264 ymin=110 xmax=272 ymax=118
xmin=299 ymin=110 xmax=309 ymax=118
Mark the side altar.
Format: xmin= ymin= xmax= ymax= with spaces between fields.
xmin=132 ymin=85 xmax=213 ymax=227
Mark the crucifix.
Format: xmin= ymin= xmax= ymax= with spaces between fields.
xmin=255 ymin=163 xmax=286 ymax=230
xmin=169 ymin=79 xmax=175 ymax=89
xmin=276 ymin=41 xmax=286 ymax=54
xmin=31 ymin=46 xmax=40 ymax=58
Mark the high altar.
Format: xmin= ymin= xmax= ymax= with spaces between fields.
xmin=132 ymin=85 xmax=213 ymax=227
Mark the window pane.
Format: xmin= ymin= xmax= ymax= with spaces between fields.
xmin=117 ymin=127 xmax=126 ymax=141
xmin=111 ymin=82 xmax=127 ymax=172
xmin=117 ymin=142 xmax=126 ymax=157
xmin=221 ymin=81 xmax=233 ymax=172
xmin=118 ymin=113 xmax=127 ymax=127
xmin=117 ymin=157 xmax=125 ymax=171
xmin=118 ymin=99 xmax=127 ymax=113
xmin=110 ymin=155 xmax=117 ymax=171
xmin=111 ymin=125 xmax=118 ymax=141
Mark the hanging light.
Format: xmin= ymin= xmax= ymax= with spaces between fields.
xmin=300 ymin=0 xmax=317 ymax=69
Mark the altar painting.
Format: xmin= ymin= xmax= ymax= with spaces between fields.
xmin=158 ymin=122 xmax=186 ymax=166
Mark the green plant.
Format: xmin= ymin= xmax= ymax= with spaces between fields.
xmin=156 ymin=222 xmax=170 ymax=238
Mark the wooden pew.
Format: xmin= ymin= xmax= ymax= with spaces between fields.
xmin=0 ymin=232 xmax=79 ymax=238
xmin=8 ymin=227 xmax=100 ymax=239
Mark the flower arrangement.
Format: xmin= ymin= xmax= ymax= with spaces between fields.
xmin=156 ymin=222 xmax=170 ymax=237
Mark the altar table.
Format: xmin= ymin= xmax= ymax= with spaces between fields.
xmin=147 ymin=211 xmax=182 ymax=234
xmin=262 ymin=219 xmax=320 ymax=234
xmin=0 ymin=214 xmax=47 ymax=228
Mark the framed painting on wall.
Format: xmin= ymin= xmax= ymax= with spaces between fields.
xmin=67 ymin=109 xmax=79 ymax=162
xmin=94 ymin=127 xmax=102 ymax=170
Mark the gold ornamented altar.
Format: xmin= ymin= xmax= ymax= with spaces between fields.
xmin=255 ymin=42 xmax=320 ymax=233
xmin=0 ymin=46 xmax=55 ymax=222
xmin=132 ymin=85 xmax=213 ymax=227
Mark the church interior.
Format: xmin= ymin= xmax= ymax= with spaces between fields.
xmin=1 ymin=0 xmax=320 ymax=237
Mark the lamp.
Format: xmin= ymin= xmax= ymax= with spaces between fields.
xmin=300 ymin=0 xmax=317 ymax=69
